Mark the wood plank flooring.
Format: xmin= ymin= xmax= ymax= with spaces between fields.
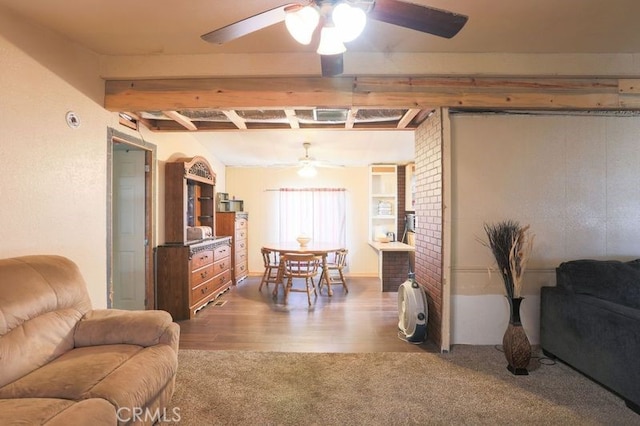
xmin=177 ymin=276 xmax=437 ymax=353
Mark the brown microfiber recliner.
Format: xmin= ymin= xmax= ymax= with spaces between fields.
xmin=0 ymin=255 xmax=180 ymax=425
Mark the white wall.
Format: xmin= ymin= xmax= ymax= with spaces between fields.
xmin=449 ymin=113 xmax=640 ymax=344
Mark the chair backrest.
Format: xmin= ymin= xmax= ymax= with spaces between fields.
xmin=0 ymin=255 xmax=93 ymax=388
xmin=335 ymin=249 xmax=348 ymax=268
xmin=261 ymin=248 xmax=279 ymax=267
xmin=282 ymin=253 xmax=321 ymax=277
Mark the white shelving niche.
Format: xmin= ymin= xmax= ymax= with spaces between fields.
xmin=368 ymin=164 xmax=398 ymax=242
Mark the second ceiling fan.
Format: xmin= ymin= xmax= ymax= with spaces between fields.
xmin=201 ymin=0 xmax=468 ymax=77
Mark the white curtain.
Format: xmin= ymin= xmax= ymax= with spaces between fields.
xmin=278 ymin=188 xmax=346 ymax=245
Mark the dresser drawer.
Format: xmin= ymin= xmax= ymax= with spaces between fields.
xmin=211 ymin=269 xmax=231 ymax=291
xmin=191 ymin=278 xmax=215 ymax=303
xmin=235 ymin=247 xmax=247 ymax=264
xmin=235 ymin=235 xmax=247 ymax=251
xmin=191 ymin=250 xmax=214 ymax=270
xmin=191 ymin=264 xmax=214 ymax=287
xmin=236 ymin=228 xmax=247 ymax=241
xmin=214 ymin=244 xmax=231 ymax=260
xmin=235 ymin=261 xmax=248 ymax=278
xmin=213 ymin=256 xmax=230 ymax=275
xmin=236 ymin=217 xmax=248 ymax=230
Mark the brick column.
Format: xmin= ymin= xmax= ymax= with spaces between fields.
xmin=414 ymin=109 xmax=444 ymax=348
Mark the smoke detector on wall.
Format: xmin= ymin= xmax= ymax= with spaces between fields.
xmin=65 ymin=111 xmax=81 ymax=129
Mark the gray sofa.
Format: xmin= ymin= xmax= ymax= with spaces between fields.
xmin=540 ymin=259 xmax=640 ymax=414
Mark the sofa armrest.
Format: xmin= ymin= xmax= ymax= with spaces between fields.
xmin=74 ymin=309 xmax=180 ymax=352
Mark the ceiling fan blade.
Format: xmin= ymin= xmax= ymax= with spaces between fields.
xmin=320 ymin=54 xmax=344 ymax=77
xmin=368 ymin=0 xmax=468 ymax=39
xmin=201 ymin=4 xmax=294 ymax=44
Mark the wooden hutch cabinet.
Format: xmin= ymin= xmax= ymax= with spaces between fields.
xmin=216 ymin=211 xmax=249 ymax=284
xmin=156 ymin=156 xmax=232 ymax=320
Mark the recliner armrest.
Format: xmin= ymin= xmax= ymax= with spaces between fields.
xmin=74 ymin=309 xmax=179 ymax=352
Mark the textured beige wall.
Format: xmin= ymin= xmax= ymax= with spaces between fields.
xmin=0 ymin=6 xmax=224 ymax=308
xmin=449 ymin=112 xmax=640 ymax=344
xmin=0 ymin=8 xmax=111 ymax=307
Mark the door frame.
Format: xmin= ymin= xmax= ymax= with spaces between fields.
xmin=106 ymin=127 xmax=157 ymax=309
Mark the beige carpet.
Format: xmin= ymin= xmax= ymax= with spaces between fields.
xmin=170 ymin=346 xmax=638 ymax=425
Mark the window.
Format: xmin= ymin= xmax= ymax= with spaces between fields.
xmin=278 ymin=188 xmax=346 ymax=245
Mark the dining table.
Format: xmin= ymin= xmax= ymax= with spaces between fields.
xmin=261 ymin=242 xmax=346 ymax=297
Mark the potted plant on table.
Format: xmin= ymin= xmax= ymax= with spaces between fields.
xmin=479 ymin=220 xmax=535 ymax=375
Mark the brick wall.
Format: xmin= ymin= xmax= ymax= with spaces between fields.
xmin=414 ymin=109 xmax=444 ymax=348
xmin=381 ymin=251 xmax=410 ymax=292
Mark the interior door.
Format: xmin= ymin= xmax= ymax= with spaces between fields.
xmin=113 ymin=148 xmax=146 ymax=309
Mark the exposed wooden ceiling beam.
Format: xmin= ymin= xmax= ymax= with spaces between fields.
xmin=104 ymin=76 xmax=640 ymax=111
xmin=284 ymin=109 xmax=300 ymax=129
xmin=162 ymin=110 xmax=197 ymax=131
xmin=397 ymin=109 xmax=420 ymax=129
xmin=221 ymin=110 xmax=247 ymax=129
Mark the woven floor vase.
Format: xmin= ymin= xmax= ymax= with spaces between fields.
xmin=503 ymin=297 xmax=531 ymax=375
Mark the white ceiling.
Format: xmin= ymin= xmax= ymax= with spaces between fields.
xmin=3 ymin=0 xmax=640 ymax=167
xmin=193 ymin=129 xmax=416 ymax=167
xmin=4 ymin=0 xmax=640 ymax=56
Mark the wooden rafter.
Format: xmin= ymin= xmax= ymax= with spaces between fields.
xmin=284 ymin=109 xmax=300 ymax=129
xmin=162 ymin=110 xmax=197 ymax=131
xmin=221 ymin=110 xmax=247 ymax=129
xmin=345 ymin=108 xmax=358 ymax=129
xmin=397 ymin=108 xmax=421 ymax=129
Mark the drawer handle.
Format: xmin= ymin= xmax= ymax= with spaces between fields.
xmin=200 ymin=271 xmax=208 ymax=279
xmin=201 ymin=286 xmax=207 ymax=294
xmin=219 ymin=263 xmax=225 ymax=270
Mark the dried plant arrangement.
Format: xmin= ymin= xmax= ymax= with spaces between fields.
xmin=479 ymin=220 xmax=535 ymax=299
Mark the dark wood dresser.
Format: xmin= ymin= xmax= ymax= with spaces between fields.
xmin=156 ymin=237 xmax=232 ymax=320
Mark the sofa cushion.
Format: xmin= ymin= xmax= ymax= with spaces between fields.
xmin=0 ymin=398 xmax=116 ymax=425
xmin=0 ymin=255 xmax=93 ymax=388
xmin=556 ymin=259 xmax=640 ymax=309
xmin=0 ymin=343 xmax=178 ymax=411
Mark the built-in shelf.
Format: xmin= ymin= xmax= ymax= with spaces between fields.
xmin=369 ymin=164 xmax=398 ymax=242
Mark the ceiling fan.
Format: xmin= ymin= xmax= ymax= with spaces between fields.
xmin=201 ymin=0 xmax=468 ymax=77
xmin=287 ymin=142 xmax=342 ymax=176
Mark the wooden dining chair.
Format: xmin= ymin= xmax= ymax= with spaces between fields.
xmin=259 ymin=247 xmax=280 ymax=292
xmin=281 ymin=252 xmax=321 ymax=305
xmin=319 ymin=249 xmax=349 ymax=294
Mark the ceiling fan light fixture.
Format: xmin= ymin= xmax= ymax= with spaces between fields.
xmin=316 ymin=26 xmax=347 ymax=55
xmin=332 ymin=3 xmax=367 ymax=42
xmin=285 ymin=5 xmax=320 ymax=45
xmin=298 ymin=163 xmax=317 ymax=178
